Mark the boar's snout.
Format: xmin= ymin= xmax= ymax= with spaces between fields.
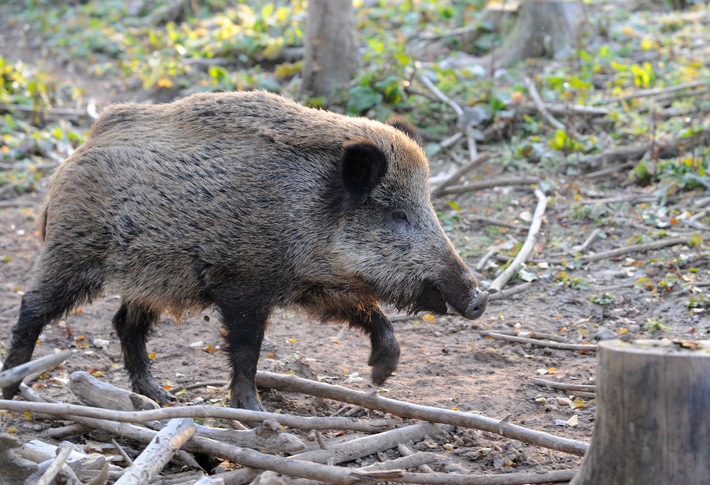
xmin=464 ymin=287 xmax=488 ymax=320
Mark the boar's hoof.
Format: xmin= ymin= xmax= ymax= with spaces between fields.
xmin=230 ymin=392 xmax=265 ymax=413
xmin=1 ymin=383 xmax=21 ymax=401
xmin=134 ymin=380 xmax=176 ymax=406
xmin=368 ymin=340 xmax=401 ymax=386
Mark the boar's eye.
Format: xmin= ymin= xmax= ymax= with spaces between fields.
xmin=391 ymin=209 xmax=410 ymax=225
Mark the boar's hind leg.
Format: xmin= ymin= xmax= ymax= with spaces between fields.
xmin=348 ymin=307 xmax=400 ymax=386
xmin=2 ymin=275 xmax=101 ymax=399
xmin=112 ymin=303 xmax=175 ymax=405
xmin=213 ymin=296 xmax=268 ymax=412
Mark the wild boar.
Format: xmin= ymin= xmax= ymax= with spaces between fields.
xmin=1 ymin=91 xmax=488 ymax=410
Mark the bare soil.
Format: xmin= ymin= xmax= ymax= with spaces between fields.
xmin=1 ymin=20 xmax=709 ymax=482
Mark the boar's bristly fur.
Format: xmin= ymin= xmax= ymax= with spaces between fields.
xmin=2 ymin=91 xmax=488 ymax=410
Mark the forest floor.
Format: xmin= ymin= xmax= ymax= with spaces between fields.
xmin=1 ymin=3 xmax=709 ymax=484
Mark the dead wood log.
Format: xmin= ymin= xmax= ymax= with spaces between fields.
xmin=34 ymin=441 xmax=77 ymax=485
xmin=255 ymin=372 xmax=589 ymax=456
xmin=193 ymin=420 xmax=306 ymax=454
xmin=0 ymin=400 xmax=392 ymax=433
xmin=489 ymin=188 xmax=547 ymax=292
xmin=115 ymin=418 xmax=196 ymax=485
xmin=572 ymin=340 xmax=710 ymax=484
xmin=0 ymin=350 xmax=72 ymax=389
xmin=397 ymin=443 xmax=434 ymax=473
xmin=70 ymin=371 xmax=160 ymax=411
xmin=293 ymin=422 xmax=447 ymax=465
xmin=0 ymin=433 xmax=38 ymax=484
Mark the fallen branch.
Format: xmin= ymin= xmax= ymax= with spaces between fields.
xmin=418 ymin=74 xmax=464 ymax=118
xmin=70 ymin=371 xmax=159 ymax=411
xmin=524 ymin=77 xmax=565 ymax=132
xmin=360 ymin=451 xmax=438 ymax=471
xmin=398 ymin=443 xmax=434 ymax=473
xmin=255 ymin=372 xmax=589 ymax=456
xmin=35 ymin=441 xmax=75 ymax=485
xmin=437 ymin=176 xmax=541 ymax=197
xmin=432 ymin=153 xmax=494 ymax=197
xmin=489 ymin=189 xmax=547 ymax=292
xmin=386 ymin=469 xmax=577 ymax=484
xmin=0 ymin=400 xmax=393 ymax=433
xmin=486 ymin=329 xmax=568 ymax=343
xmin=114 ymin=418 xmax=196 ymax=485
xmin=578 ymin=235 xmax=697 ymax=263
xmin=479 ymin=332 xmax=596 ymax=352
xmin=293 ymin=422 xmax=447 ymax=465
xmin=0 ymin=350 xmax=73 ymax=388
xmin=531 ymin=378 xmax=595 ymax=394
xmin=469 ymin=216 xmax=526 ymax=232
xmin=488 ymin=283 xmax=532 ymax=301
xmin=600 ymin=80 xmax=707 ymax=104
xmin=518 ymin=103 xmax=609 ymax=117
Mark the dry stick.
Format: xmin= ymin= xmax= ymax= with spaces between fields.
xmin=489 ymin=189 xmax=547 ymax=293
xmin=601 ymin=80 xmax=707 ymax=104
xmin=576 ymin=235 xmax=696 ymax=263
xmin=111 ymin=438 xmax=134 ymax=466
xmin=418 ymin=73 xmax=464 ymax=118
xmin=432 ymin=153 xmax=494 ymax=197
xmin=388 ymin=469 xmax=577 ymax=484
xmin=170 ymin=381 xmax=228 ymax=393
xmin=398 ymin=443 xmax=434 ymax=473
xmin=437 ymin=176 xmax=541 ymax=197
xmin=531 ymin=378 xmax=596 ymax=393
xmin=0 ymin=400 xmax=392 ymax=433
xmin=519 ymin=103 xmax=609 ymax=117
xmin=574 ymin=228 xmax=602 ymax=253
xmin=360 ymin=452 xmax=438 ymax=472
xmin=487 ymin=283 xmax=531 ymax=302
xmin=255 ymin=372 xmax=589 ymax=456
xmin=480 ymin=332 xmax=596 ymax=352
xmin=115 ymin=418 xmax=196 ymax=485
xmin=467 ymin=136 xmax=478 ymax=161
xmin=469 ymin=216 xmax=526 ymax=232
xmin=0 ymin=199 xmax=36 ymax=208
xmin=523 ymin=77 xmax=565 ymax=131
xmin=292 ymin=422 xmax=446 ymax=464
xmin=440 ymin=131 xmax=464 ymax=149
xmin=35 ymin=441 xmax=75 ymax=485
xmin=0 ymin=349 xmax=73 ymax=388
xmin=583 ymin=161 xmax=635 ymax=180
xmin=487 ymin=329 xmax=568 ymax=343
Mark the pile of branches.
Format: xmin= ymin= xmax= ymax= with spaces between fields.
xmin=0 ymin=353 xmax=587 ymax=485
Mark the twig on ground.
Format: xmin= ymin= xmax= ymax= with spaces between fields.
xmin=479 ymin=332 xmax=596 ymax=352
xmin=0 ymin=400 xmax=394 ymax=433
xmin=488 ymin=283 xmax=532 ymax=301
xmin=432 ymin=153 xmax=493 ymax=197
xmin=34 ymin=441 xmax=76 ymax=485
xmin=489 ymin=189 xmax=547 ymax=292
xmin=255 ymin=372 xmax=589 ymax=456
xmin=440 ymin=131 xmax=464 ymax=149
xmin=398 ymin=444 xmax=435 ymax=473
xmin=519 ymin=103 xmax=609 ymax=117
xmin=382 ymin=468 xmax=577 ymax=484
xmin=169 ymin=381 xmax=228 ymax=393
xmin=418 ymin=74 xmax=464 ymax=118
xmin=531 ymin=378 xmax=596 ymax=393
xmin=360 ymin=451 xmax=439 ymax=472
xmin=524 ymin=77 xmax=566 ymax=132
xmin=600 ymin=80 xmax=707 ymax=104
xmin=577 ymin=235 xmax=696 ymax=263
xmin=110 ymin=438 xmax=134 ymax=466
xmin=469 ymin=216 xmax=526 ymax=232
xmin=437 ymin=176 xmax=541 ymax=197
xmin=114 ymin=418 xmax=196 ymax=485
xmin=573 ymin=228 xmax=602 ymax=253
xmin=487 ymin=329 xmax=568 ymax=343
xmin=0 ymin=350 xmax=73 ymax=388
xmin=467 ymin=136 xmax=478 ymax=161
xmin=0 ymin=199 xmax=36 ymax=208
xmin=583 ymin=161 xmax=635 ymax=180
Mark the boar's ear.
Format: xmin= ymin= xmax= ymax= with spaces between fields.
xmin=386 ymin=116 xmax=423 ymax=147
xmin=341 ymin=140 xmax=388 ymax=205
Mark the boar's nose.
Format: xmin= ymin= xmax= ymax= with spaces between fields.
xmin=465 ymin=288 xmax=489 ymax=320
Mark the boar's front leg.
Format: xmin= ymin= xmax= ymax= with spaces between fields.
xmin=213 ymin=294 xmax=268 ymax=411
xmin=347 ymin=306 xmax=401 ymax=386
xmin=112 ymin=303 xmax=176 ymax=405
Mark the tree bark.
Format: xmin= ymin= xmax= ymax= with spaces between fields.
xmin=302 ymin=0 xmax=357 ymax=103
xmin=490 ymin=0 xmax=583 ymax=68
xmin=572 ymin=340 xmax=710 ymax=485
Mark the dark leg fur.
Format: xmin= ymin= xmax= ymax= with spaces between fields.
xmin=346 ymin=307 xmax=400 ymax=386
xmin=112 ymin=303 xmax=174 ymax=405
xmin=2 ymin=281 xmax=98 ymax=399
xmin=213 ymin=294 xmax=269 ymax=412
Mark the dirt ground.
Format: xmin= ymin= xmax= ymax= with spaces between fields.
xmin=1 ymin=19 xmax=709 ymax=482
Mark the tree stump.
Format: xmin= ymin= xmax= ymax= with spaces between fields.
xmin=302 ymin=0 xmax=357 ymax=103
xmin=492 ymin=0 xmax=583 ymax=68
xmin=572 ymin=339 xmax=710 ymax=485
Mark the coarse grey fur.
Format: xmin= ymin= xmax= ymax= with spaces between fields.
xmin=1 ymin=91 xmax=488 ymax=410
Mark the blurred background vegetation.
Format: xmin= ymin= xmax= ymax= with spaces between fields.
xmin=0 ymin=0 xmax=708 ymax=201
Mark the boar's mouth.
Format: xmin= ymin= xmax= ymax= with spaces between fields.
xmin=412 ymin=280 xmax=488 ymax=321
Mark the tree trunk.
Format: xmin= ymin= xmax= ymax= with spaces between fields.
xmin=491 ymin=0 xmax=583 ymax=68
xmin=572 ymin=339 xmax=710 ymax=485
xmin=302 ymin=0 xmax=357 ymax=103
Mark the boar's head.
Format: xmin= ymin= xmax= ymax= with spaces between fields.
xmin=329 ymin=120 xmax=488 ymax=321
